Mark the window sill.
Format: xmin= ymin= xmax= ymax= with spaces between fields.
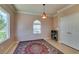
xmin=0 ymin=38 xmax=10 ymax=45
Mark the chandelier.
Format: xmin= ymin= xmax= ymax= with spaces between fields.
xmin=41 ymin=4 xmax=47 ymax=19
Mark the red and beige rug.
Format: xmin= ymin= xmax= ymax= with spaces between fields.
xmin=14 ymin=39 xmax=63 ymax=54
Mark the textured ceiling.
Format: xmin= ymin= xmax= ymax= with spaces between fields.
xmin=14 ymin=4 xmax=69 ymax=16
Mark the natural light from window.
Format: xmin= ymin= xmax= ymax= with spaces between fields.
xmin=0 ymin=7 xmax=10 ymax=44
xmin=33 ymin=20 xmax=41 ymax=34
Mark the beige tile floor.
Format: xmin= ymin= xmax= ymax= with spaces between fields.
xmin=44 ymin=39 xmax=79 ymax=54
xmin=7 ymin=39 xmax=79 ymax=54
xmin=7 ymin=41 xmax=19 ymax=54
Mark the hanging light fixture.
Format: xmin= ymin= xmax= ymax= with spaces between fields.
xmin=41 ymin=4 xmax=47 ymax=19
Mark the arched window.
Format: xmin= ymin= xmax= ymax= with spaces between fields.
xmin=33 ymin=20 xmax=41 ymax=34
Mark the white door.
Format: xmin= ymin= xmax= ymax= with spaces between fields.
xmin=59 ymin=13 xmax=79 ymax=50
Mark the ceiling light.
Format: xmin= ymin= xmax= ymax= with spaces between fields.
xmin=41 ymin=4 xmax=47 ymax=19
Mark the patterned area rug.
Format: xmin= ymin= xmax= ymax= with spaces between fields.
xmin=14 ymin=39 xmax=63 ymax=54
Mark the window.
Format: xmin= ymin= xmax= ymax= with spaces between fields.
xmin=33 ymin=20 xmax=41 ymax=34
xmin=0 ymin=7 xmax=10 ymax=44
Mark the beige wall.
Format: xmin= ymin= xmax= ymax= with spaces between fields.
xmin=16 ymin=13 xmax=53 ymax=41
xmin=52 ymin=16 xmax=59 ymax=30
xmin=0 ymin=4 xmax=16 ymax=53
xmin=59 ymin=5 xmax=79 ymax=17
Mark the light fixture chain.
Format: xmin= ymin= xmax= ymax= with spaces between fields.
xmin=43 ymin=4 xmax=45 ymax=13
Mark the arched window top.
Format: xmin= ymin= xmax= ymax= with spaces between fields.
xmin=33 ymin=20 xmax=41 ymax=24
xmin=33 ymin=20 xmax=41 ymax=34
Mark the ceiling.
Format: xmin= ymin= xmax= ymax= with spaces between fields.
xmin=14 ymin=4 xmax=69 ymax=17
